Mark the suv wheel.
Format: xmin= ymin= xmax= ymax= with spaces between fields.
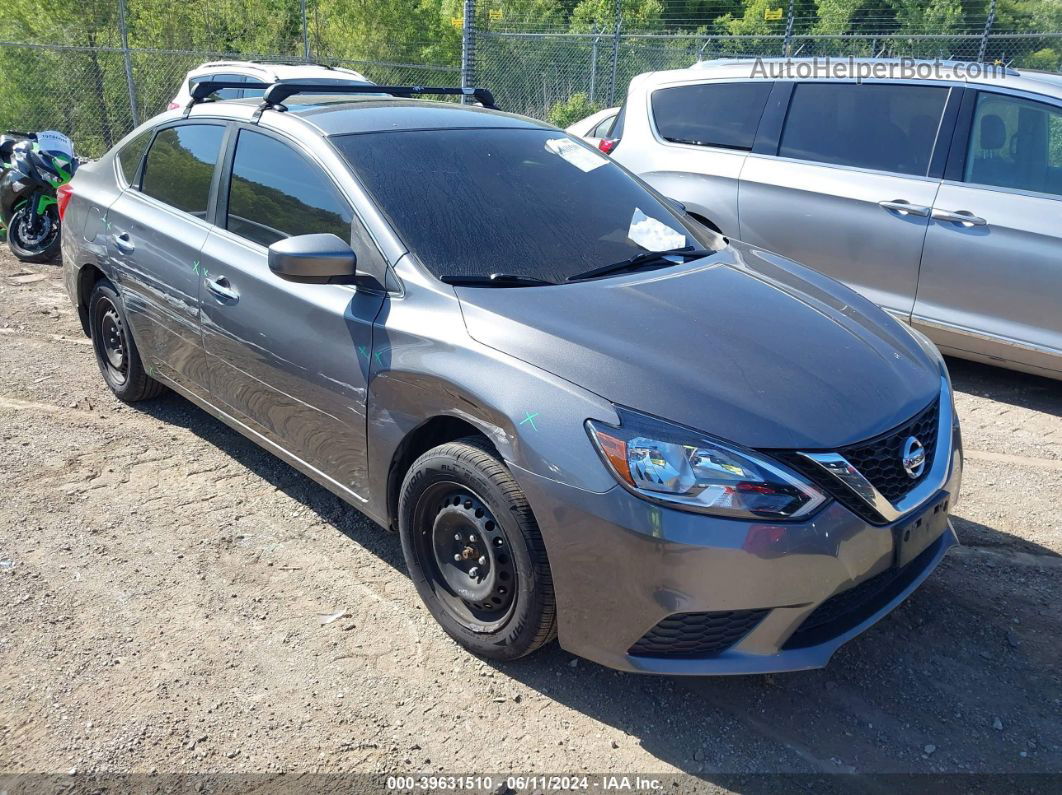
xmin=89 ymin=279 xmax=165 ymax=402
xmin=398 ymin=437 xmax=557 ymax=660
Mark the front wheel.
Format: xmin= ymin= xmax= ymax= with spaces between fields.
xmin=7 ymin=204 xmax=61 ymax=263
xmin=398 ymin=438 xmax=557 ymax=661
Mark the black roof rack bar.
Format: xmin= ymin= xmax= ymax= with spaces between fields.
xmin=184 ymin=80 xmax=253 ymax=116
xmin=261 ymin=82 xmax=497 ymax=109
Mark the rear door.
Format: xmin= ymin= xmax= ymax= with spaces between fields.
xmin=104 ymin=121 xmax=227 ymax=392
xmin=913 ymin=89 xmax=1062 ymax=375
xmin=738 ymin=81 xmax=953 ymax=318
xmin=198 ymin=127 xmax=386 ymax=494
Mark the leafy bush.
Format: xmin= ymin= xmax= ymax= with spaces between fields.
xmin=546 ymin=92 xmax=602 ymax=129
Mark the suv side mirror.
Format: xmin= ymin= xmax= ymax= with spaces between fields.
xmin=268 ymin=233 xmax=357 ymax=284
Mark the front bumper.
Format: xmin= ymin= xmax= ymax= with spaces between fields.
xmin=510 ymin=441 xmax=962 ymax=675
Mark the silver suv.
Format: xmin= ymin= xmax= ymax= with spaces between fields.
xmin=61 ymin=81 xmax=961 ymax=675
xmin=609 ymin=59 xmax=1062 ymax=380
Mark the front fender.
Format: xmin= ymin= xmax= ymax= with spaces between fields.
xmin=365 ymin=264 xmax=620 ymax=524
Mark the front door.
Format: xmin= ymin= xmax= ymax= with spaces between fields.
xmin=105 ymin=122 xmax=227 ymax=391
xmin=913 ymin=90 xmax=1062 ymax=375
xmin=739 ymin=81 xmax=951 ymax=317
xmin=198 ymin=127 xmax=385 ymax=497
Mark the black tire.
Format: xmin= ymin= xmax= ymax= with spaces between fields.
xmin=399 ymin=437 xmax=557 ymax=660
xmin=7 ymin=205 xmax=61 ymax=263
xmin=88 ymin=279 xmax=166 ymax=403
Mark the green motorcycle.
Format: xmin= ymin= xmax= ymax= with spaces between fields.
xmin=0 ymin=130 xmax=78 ymax=263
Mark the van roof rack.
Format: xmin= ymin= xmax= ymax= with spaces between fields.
xmin=184 ymin=80 xmax=498 ymax=117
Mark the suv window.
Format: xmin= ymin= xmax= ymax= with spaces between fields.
xmin=779 ymin=83 xmax=948 ymax=176
xmin=334 ymin=128 xmax=715 ymax=284
xmin=116 ymin=129 xmax=152 ymax=185
xmin=591 ymin=114 xmax=617 ymax=138
xmin=226 ymin=129 xmax=352 ymax=247
xmin=651 ymin=82 xmax=773 ymax=150
xmin=189 ymin=73 xmax=245 ymax=100
xmin=140 ymin=124 xmax=225 ymax=218
xmin=965 ymin=92 xmax=1062 ymax=197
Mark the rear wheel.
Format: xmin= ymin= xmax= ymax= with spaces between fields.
xmin=399 ymin=438 xmax=557 ymax=660
xmin=7 ymin=204 xmax=61 ymax=263
xmin=88 ymin=280 xmax=165 ymax=402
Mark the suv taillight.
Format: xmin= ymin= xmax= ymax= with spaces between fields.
xmin=167 ymin=102 xmax=180 ymax=110
xmin=598 ymin=138 xmax=618 ymax=155
xmin=56 ymin=183 xmax=74 ymax=220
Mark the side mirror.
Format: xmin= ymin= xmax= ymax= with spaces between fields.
xmin=268 ymin=233 xmax=357 ymax=284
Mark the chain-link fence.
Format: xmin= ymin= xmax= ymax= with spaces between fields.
xmin=1 ymin=0 xmax=1060 ymax=157
xmin=478 ymin=29 xmax=1062 ymax=123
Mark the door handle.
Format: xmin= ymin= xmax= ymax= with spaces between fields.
xmin=113 ymin=232 xmax=135 ymax=254
xmin=931 ymin=208 xmax=987 ymax=227
xmin=878 ymin=200 xmax=931 ymax=217
xmin=205 ymin=275 xmax=239 ymax=303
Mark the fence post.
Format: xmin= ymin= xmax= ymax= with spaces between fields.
xmin=978 ymin=0 xmax=997 ymax=63
xmin=783 ymin=0 xmax=795 ymax=56
xmin=607 ymin=0 xmax=622 ymax=106
xmin=589 ymin=28 xmax=599 ymax=102
xmin=117 ymin=0 xmax=139 ymax=128
xmin=301 ymin=0 xmax=311 ymax=62
xmin=461 ymin=0 xmax=476 ymax=101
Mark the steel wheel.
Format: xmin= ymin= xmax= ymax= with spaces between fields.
xmin=413 ymin=481 xmax=518 ymax=633
xmin=93 ymin=295 xmax=128 ymax=386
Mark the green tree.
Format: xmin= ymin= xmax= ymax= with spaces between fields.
xmin=570 ymin=0 xmax=665 ymax=33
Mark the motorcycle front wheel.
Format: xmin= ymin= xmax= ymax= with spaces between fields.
xmin=7 ymin=204 xmax=61 ymax=263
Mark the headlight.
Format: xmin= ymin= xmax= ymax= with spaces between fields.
xmin=586 ymin=407 xmax=828 ymax=520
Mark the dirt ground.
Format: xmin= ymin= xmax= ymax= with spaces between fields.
xmin=0 ymin=249 xmax=1059 ymax=787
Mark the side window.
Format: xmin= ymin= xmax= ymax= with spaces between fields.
xmin=779 ymin=83 xmax=948 ymax=176
xmin=651 ymin=82 xmax=773 ymax=150
xmin=965 ymin=92 xmax=1062 ymax=197
xmin=591 ymin=114 xmax=617 ymax=138
xmin=189 ymin=73 xmax=244 ymax=100
xmin=140 ymin=124 xmax=225 ymax=218
xmin=116 ymin=129 xmax=152 ymax=185
xmin=226 ymin=129 xmax=353 ymax=247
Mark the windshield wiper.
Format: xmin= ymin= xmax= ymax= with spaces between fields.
xmin=442 ymin=273 xmax=558 ymax=287
xmin=566 ymin=246 xmax=712 ymax=283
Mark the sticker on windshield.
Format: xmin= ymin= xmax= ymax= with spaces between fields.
xmin=35 ymin=130 xmax=74 ymax=157
xmin=544 ymin=137 xmax=608 ymax=173
xmin=627 ymin=208 xmax=686 ymax=251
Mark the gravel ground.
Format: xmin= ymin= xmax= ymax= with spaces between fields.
xmin=0 ymin=250 xmax=1059 ymax=787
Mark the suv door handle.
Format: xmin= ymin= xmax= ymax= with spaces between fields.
xmin=878 ymin=200 xmax=931 ymax=217
xmin=931 ymin=208 xmax=987 ymax=227
xmin=205 ymin=275 xmax=239 ymax=303
xmin=113 ymin=232 xmax=135 ymax=254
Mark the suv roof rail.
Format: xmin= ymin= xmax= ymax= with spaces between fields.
xmin=184 ymin=80 xmax=499 ymax=117
xmin=260 ymin=82 xmax=498 ymax=109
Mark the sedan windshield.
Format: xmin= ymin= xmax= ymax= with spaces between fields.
xmin=333 ymin=128 xmax=717 ymax=284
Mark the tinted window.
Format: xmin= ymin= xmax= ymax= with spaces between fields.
xmin=189 ymin=73 xmax=244 ymax=100
xmin=335 ymin=128 xmax=714 ymax=284
xmin=965 ymin=92 xmax=1062 ymax=197
xmin=652 ymin=82 xmax=773 ymax=150
xmin=779 ymin=83 xmax=948 ymax=176
xmin=116 ymin=129 xmax=152 ymax=184
xmin=226 ymin=130 xmax=352 ymax=247
xmin=141 ymin=125 xmax=225 ymax=218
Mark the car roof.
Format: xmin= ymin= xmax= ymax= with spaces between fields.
xmin=185 ymin=96 xmax=553 ymax=136
xmin=189 ymin=61 xmax=370 ymax=83
xmin=639 ymin=58 xmax=1062 ymax=99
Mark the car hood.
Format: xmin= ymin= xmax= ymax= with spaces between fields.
xmin=454 ymin=242 xmax=942 ymax=450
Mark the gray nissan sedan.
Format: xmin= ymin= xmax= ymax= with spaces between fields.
xmin=60 ymin=82 xmax=963 ymax=675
